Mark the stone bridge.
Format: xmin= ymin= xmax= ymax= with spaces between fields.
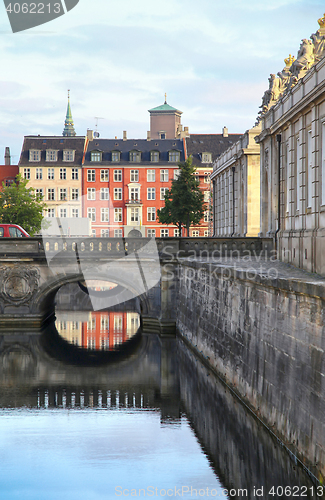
xmin=0 ymin=236 xmax=274 ymax=331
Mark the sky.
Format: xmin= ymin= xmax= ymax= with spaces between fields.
xmin=0 ymin=0 xmax=324 ymax=162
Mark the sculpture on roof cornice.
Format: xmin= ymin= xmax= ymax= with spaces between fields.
xmin=257 ymin=14 xmax=325 ymax=121
xmin=290 ymin=39 xmax=315 ymax=79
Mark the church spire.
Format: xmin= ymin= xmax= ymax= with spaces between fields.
xmin=62 ymin=90 xmax=76 ymax=137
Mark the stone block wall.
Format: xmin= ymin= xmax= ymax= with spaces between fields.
xmin=176 ymin=259 xmax=325 ymax=480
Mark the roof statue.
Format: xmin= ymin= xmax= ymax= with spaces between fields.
xmin=62 ymin=90 xmax=76 ymax=137
xmin=257 ymin=14 xmax=325 ymax=120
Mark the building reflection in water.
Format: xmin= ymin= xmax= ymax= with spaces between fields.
xmin=55 ymin=310 xmax=140 ymax=351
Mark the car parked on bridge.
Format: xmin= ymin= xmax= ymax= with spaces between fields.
xmin=0 ymin=224 xmax=29 ymax=237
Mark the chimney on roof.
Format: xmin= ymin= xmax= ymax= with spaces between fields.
xmin=147 ymin=131 xmax=151 ymax=141
xmin=87 ymin=129 xmax=94 ymax=141
xmin=4 ymin=147 xmax=10 ymax=165
xmin=123 ymin=131 xmax=127 ymax=141
xmin=223 ymin=126 xmax=228 ymax=138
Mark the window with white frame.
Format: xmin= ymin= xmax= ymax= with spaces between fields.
xmin=87 ymin=207 xmax=96 ymax=222
xmin=87 ymin=169 xmax=95 ymax=182
xmin=23 ymin=168 xmax=30 ymax=180
xmin=130 ymin=187 xmax=139 ymax=200
xmin=100 ymin=169 xmax=109 ymax=182
xmin=161 ymin=229 xmax=169 ymax=237
xmin=71 ymin=168 xmax=78 ymax=180
xmin=174 ymin=229 xmax=180 ymax=237
xmin=100 ymin=188 xmax=109 ymax=200
xmin=147 ymin=187 xmax=156 ymax=200
xmin=114 ymin=316 xmax=123 ymax=333
xmin=114 ymin=208 xmax=122 ymax=222
xmin=71 ymin=188 xmax=79 ymax=200
xmin=150 ymin=151 xmax=159 ymax=162
xmin=202 ymin=153 xmax=212 ymax=163
xmin=130 ymin=207 xmax=139 ymax=222
xmin=204 ymin=172 xmax=210 ymax=183
xmin=46 ymin=150 xmax=57 ymax=162
xmin=147 ymin=229 xmax=156 ymax=237
xmin=160 ymin=187 xmax=169 ymax=200
xmin=114 ymin=169 xmax=122 ymax=181
xmin=60 ymin=168 xmax=66 ymax=180
xmin=35 ymin=168 xmax=42 ymax=180
xmin=48 ymin=168 xmax=54 ymax=180
xmin=129 ymin=151 xmax=141 ymax=162
xmin=60 ymin=208 xmax=67 ymax=218
xmin=174 ymin=169 xmax=180 ymax=179
xmin=91 ymin=229 xmax=96 ymax=237
xmin=29 ymin=150 xmax=40 ymax=161
xmin=87 ymin=188 xmax=96 ymax=200
xmin=72 ymin=208 xmax=79 ymax=218
xmin=91 ymin=151 xmax=101 ymax=162
xmin=114 ymin=188 xmax=122 ymax=200
xmin=100 ymin=316 xmax=109 ymax=332
xmin=147 ymin=207 xmax=156 ymax=221
xmin=46 ymin=208 xmax=55 ymax=218
xmin=114 ymin=228 xmax=123 ymax=238
xmin=160 ymin=169 xmax=168 ymax=182
xmin=35 ymin=188 xmax=43 ymax=199
xmin=112 ymin=151 xmax=120 ymax=162
xmin=101 ymin=207 xmax=109 ymax=222
xmin=63 ymin=150 xmax=74 ymax=162
xmin=47 ymin=188 xmax=55 ymax=201
xmin=101 ymin=229 xmax=109 ymax=237
xmin=130 ymin=169 xmax=139 ymax=182
xmin=168 ymin=151 xmax=180 ymax=162
xmin=147 ymin=169 xmax=155 ymax=182
xmin=204 ymin=230 xmax=209 ymax=237
xmin=192 ymin=230 xmax=199 ymax=237
xmin=204 ymin=191 xmax=210 ymax=202
xmin=204 ymin=211 xmax=209 ymax=222
xmin=59 ymin=188 xmax=67 ymax=201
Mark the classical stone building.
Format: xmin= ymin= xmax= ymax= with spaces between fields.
xmin=186 ymin=129 xmax=242 ymax=236
xmin=210 ymin=124 xmax=261 ymax=237
xmin=256 ymin=13 xmax=325 ymax=274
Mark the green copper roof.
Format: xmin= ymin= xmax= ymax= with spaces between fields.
xmin=62 ymin=93 xmax=76 ymax=137
xmin=148 ymin=102 xmax=181 ymax=113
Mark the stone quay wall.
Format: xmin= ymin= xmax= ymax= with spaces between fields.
xmin=176 ymin=257 xmax=325 ymax=480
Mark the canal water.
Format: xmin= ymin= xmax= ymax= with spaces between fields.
xmin=0 ymin=290 xmax=320 ymax=499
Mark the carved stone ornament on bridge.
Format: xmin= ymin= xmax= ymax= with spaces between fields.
xmin=0 ymin=266 xmax=40 ymax=305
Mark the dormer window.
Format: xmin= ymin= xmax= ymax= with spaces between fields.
xmin=91 ymin=150 xmax=102 ymax=162
xmin=159 ymin=132 xmax=166 ymax=140
xmin=46 ymin=150 xmax=58 ymax=162
xmin=129 ymin=150 xmax=141 ymax=162
xmin=63 ymin=150 xmax=75 ymax=162
xmin=29 ymin=149 xmax=40 ymax=162
xmin=202 ymin=152 xmax=212 ymax=163
xmin=168 ymin=150 xmax=180 ymax=162
xmin=150 ymin=151 xmax=159 ymax=162
xmin=111 ymin=151 xmax=120 ymax=162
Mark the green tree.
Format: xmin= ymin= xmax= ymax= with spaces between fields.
xmin=0 ymin=174 xmax=47 ymax=235
xmin=157 ymin=157 xmax=205 ymax=236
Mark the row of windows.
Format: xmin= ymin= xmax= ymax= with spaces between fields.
xmin=29 ymin=150 xmax=75 ymax=162
xmin=41 ymin=187 xmax=80 ymax=201
xmin=24 ymin=167 xmax=79 ymax=181
xmin=90 ymin=150 xmax=181 ymax=163
xmin=23 ymin=168 xmax=181 ymax=183
xmin=87 ymin=187 xmax=169 ymax=201
xmin=87 ymin=169 xmax=178 ymax=182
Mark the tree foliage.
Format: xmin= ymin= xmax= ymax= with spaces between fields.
xmin=157 ymin=157 xmax=205 ymax=236
xmin=0 ymin=174 xmax=47 ymax=235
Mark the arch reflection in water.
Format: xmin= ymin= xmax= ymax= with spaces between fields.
xmin=55 ymin=310 xmax=140 ymax=351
